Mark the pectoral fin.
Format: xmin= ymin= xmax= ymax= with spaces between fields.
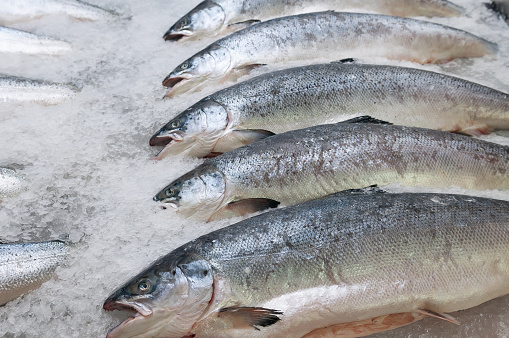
xmin=416 ymin=308 xmax=459 ymax=325
xmin=208 ymin=199 xmax=279 ymax=221
xmin=223 ymin=64 xmax=267 ymax=83
xmin=341 ymin=116 xmax=392 ymax=125
xmin=213 ymin=129 xmax=275 ymax=153
xmin=303 ymin=312 xmax=425 ymax=337
xmin=227 ymin=20 xmax=261 ymax=32
xmin=218 ymin=307 xmax=283 ymax=330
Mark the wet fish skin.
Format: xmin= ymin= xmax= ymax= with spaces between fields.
xmin=162 ymin=12 xmax=498 ymax=96
xmin=0 ymin=75 xmax=79 ymax=104
xmin=164 ymin=0 xmax=465 ymax=41
xmin=152 ymin=63 xmax=509 ymax=158
xmin=104 ymin=192 xmax=509 ymax=337
xmin=0 ymin=241 xmax=68 ymax=306
xmin=0 ymin=26 xmax=71 ymax=55
xmin=0 ymin=0 xmax=117 ymax=25
xmin=154 ymin=122 xmax=509 ymax=221
xmin=0 ymin=167 xmax=26 ymax=199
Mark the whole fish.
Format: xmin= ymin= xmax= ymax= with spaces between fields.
xmin=104 ymin=191 xmax=509 ymax=337
xmin=0 ymin=75 xmax=78 ymax=104
xmin=0 ymin=0 xmax=116 ymax=25
xmin=0 ymin=167 xmax=26 ymax=199
xmin=164 ymin=0 xmax=464 ymax=41
xmin=153 ymin=121 xmax=509 ymax=221
xmin=151 ymin=63 xmax=509 ymax=158
xmin=0 ymin=241 xmax=68 ymax=306
xmin=0 ymin=26 xmax=71 ymax=55
xmin=162 ymin=12 xmax=497 ymax=97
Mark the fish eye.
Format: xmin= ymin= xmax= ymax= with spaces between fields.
xmin=171 ymin=120 xmax=181 ymax=128
xmin=180 ymin=62 xmax=190 ymax=70
xmin=166 ymin=188 xmax=176 ymax=197
xmin=137 ymin=279 xmax=152 ymax=294
xmin=180 ymin=18 xmax=189 ymax=27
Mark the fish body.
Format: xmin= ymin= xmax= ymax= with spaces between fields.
xmin=163 ymin=12 xmax=497 ymax=96
xmin=152 ymin=63 xmax=509 ymax=158
xmin=0 ymin=26 xmax=71 ymax=55
xmin=104 ymin=192 xmax=509 ymax=337
xmin=0 ymin=75 xmax=78 ymax=104
xmin=0 ymin=0 xmax=116 ymax=25
xmin=0 ymin=241 xmax=68 ymax=305
xmin=154 ymin=122 xmax=509 ymax=221
xmin=0 ymin=167 xmax=26 ymax=199
xmin=164 ymin=0 xmax=465 ymax=41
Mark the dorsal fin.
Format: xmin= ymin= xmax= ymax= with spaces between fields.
xmin=331 ymin=58 xmax=356 ymax=64
xmin=340 ymin=116 xmax=392 ymax=125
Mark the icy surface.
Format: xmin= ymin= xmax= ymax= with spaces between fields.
xmin=0 ymin=0 xmax=508 ymax=337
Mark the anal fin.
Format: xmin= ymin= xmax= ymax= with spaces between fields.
xmin=218 ymin=307 xmax=283 ymax=330
xmin=213 ymin=129 xmax=275 ymax=153
xmin=208 ymin=199 xmax=279 ymax=221
xmin=303 ymin=312 xmax=425 ymax=338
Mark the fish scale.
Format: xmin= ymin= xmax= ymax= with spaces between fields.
xmin=163 ymin=12 xmax=498 ymax=97
xmin=0 ymin=241 xmax=68 ymax=306
xmin=154 ymin=123 xmax=509 ymax=221
xmin=153 ymin=63 xmax=509 ymax=158
xmin=105 ymin=192 xmax=509 ymax=337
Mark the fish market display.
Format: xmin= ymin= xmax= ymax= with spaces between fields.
xmin=151 ymin=63 xmax=509 ymax=158
xmin=105 ymin=191 xmax=509 ymax=337
xmin=0 ymin=75 xmax=78 ymax=104
xmin=154 ymin=121 xmax=509 ymax=221
xmin=0 ymin=26 xmax=71 ymax=55
xmin=164 ymin=0 xmax=465 ymax=41
xmin=0 ymin=167 xmax=26 ymax=199
xmin=0 ymin=241 xmax=68 ymax=306
xmin=0 ymin=0 xmax=116 ymax=25
xmin=162 ymin=11 xmax=497 ymax=96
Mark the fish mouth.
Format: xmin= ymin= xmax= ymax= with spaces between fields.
xmin=162 ymin=76 xmax=185 ymax=88
xmin=163 ymin=32 xmax=190 ymax=42
xmin=103 ymin=299 xmax=153 ymax=316
xmin=149 ymin=130 xmax=184 ymax=147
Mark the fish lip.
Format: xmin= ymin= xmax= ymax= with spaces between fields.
xmin=163 ymin=29 xmax=192 ymax=42
xmin=149 ymin=134 xmax=174 ymax=147
xmin=103 ymin=299 xmax=153 ymax=316
xmin=162 ymin=76 xmax=185 ymax=88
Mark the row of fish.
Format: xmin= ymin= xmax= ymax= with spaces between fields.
xmin=99 ymin=1 xmax=509 ymax=338
xmin=99 ymin=0 xmax=509 ymax=337
xmin=0 ymin=0 xmax=115 ymax=309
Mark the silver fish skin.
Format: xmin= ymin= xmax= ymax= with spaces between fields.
xmin=0 ymin=0 xmax=117 ymax=25
xmin=152 ymin=63 xmax=509 ymax=158
xmin=0 ymin=241 xmax=68 ymax=306
xmin=0 ymin=75 xmax=78 ymax=104
xmin=153 ymin=122 xmax=509 ymax=222
xmin=0 ymin=167 xmax=26 ymax=199
xmin=162 ymin=12 xmax=498 ymax=96
xmin=104 ymin=192 xmax=509 ymax=338
xmin=0 ymin=26 xmax=71 ymax=55
xmin=164 ymin=0 xmax=464 ymax=41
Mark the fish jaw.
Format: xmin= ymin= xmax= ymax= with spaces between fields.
xmin=105 ymin=307 xmax=181 ymax=338
xmin=163 ymin=0 xmax=226 ymax=42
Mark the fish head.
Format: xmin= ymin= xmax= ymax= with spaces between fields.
xmin=163 ymin=1 xmax=226 ymax=41
xmin=151 ymin=100 xmax=230 ymax=158
xmin=163 ymin=45 xmax=232 ymax=96
xmin=104 ymin=253 xmax=214 ymax=338
xmin=153 ymin=165 xmax=227 ymax=221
